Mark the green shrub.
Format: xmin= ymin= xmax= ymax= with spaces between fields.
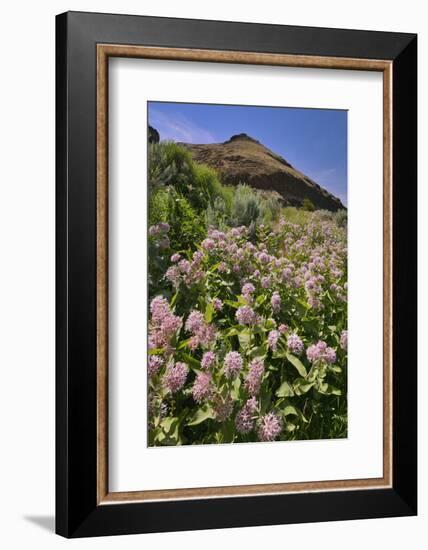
xmin=333 ymin=209 xmax=348 ymax=228
xmin=149 ymin=187 xmax=170 ymax=227
xmin=230 ymin=184 xmax=263 ymax=227
xmin=148 ymin=142 xmax=182 ymax=191
xmin=167 ymin=192 xmax=206 ymax=251
xmin=301 ymin=197 xmax=316 ymax=211
xmin=260 ymin=195 xmax=281 ymax=223
xmin=148 ymin=142 xmax=235 ymax=215
xmin=205 ymin=196 xmax=230 ymax=230
xmin=280 ymin=206 xmax=312 ymax=225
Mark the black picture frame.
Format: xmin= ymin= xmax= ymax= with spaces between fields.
xmin=56 ymin=11 xmax=417 ymax=538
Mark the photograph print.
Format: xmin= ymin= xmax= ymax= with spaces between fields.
xmin=147 ymin=101 xmax=348 ymax=447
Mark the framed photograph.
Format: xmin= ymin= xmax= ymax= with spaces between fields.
xmin=56 ymin=11 xmax=417 ymax=538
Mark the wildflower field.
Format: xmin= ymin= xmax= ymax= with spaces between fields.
xmin=147 ymin=142 xmax=347 ymax=446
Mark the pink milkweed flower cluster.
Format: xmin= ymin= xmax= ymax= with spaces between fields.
xmin=287 ymin=333 xmax=304 ymax=355
xmin=192 ymin=372 xmax=214 ymax=403
xmin=235 ymin=397 xmax=258 ymax=434
xmin=244 ymin=358 xmax=265 ymax=396
xmin=340 ymin=330 xmax=348 ymax=351
xmin=271 ymin=291 xmax=281 ymax=313
xmin=162 ymin=361 xmax=188 ymax=394
xmin=257 ymin=412 xmax=283 ymax=442
xmin=306 ymin=340 xmax=337 ymax=364
xmin=236 ymin=305 xmax=260 ymax=326
xmin=165 ymin=249 xmax=205 ymax=288
xmin=185 ymin=310 xmax=217 ymax=350
xmin=148 ymin=355 xmax=164 ymax=378
xmin=149 ymin=222 xmax=170 ymax=250
xmin=211 ymin=298 xmax=223 ymax=311
xmin=224 ymin=351 xmax=243 ymax=379
xmin=268 ymin=329 xmax=280 ymax=352
xmin=149 ymin=296 xmax=182 ymax=349
xmin=241 ymin=282 xmax=256 ymax=303
xmin=201 ymin=351 xmax=216 ymax=370
xmin=147 ymin=208 xmax=347 ymax=446
xmin=149 ymin=221 xmax=170 ymax=237
xmin=213 ymin=394 xmax=234 ymax=422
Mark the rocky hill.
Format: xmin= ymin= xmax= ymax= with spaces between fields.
xmin=178 ymin=133 xmax=344 ymax=211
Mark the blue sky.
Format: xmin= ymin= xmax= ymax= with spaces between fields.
xmin=148 ymin=102 xmax=347 ymax=205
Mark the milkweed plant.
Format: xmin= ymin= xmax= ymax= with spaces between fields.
xmin=147 ymin=215 xmax=347 ymax=446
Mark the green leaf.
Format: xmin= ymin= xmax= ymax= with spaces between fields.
xmin=224 ymin=299 xmax=240 ymax=309
xmin=223 ymin=327 xmax=240 ymax=337
xmin=293 ymin=378 xmax=314 ymax=395
xmin=170 ymin=290 xmax=179 ymax=308
xmin=329 ymin=365 xmax=342 ymax=374
xmin=286 ymin=352 xmax=308 ymax=377
xmin=187 ymin=405 xmax=215 ymax=426
xmin=204 ymin=302 xmax=215 ymax=323
xmin=317 ymin=383 xmax=342 ymax=396
xmin=221 ymin=419 xmax=235 ymax=443
xmin=276 ymin=381 xmax=294 ymax=397
xmin=282 ymin=405 xmax=300 ymax=417
xmin=148 ymin=347 xmax=164 ymax=355
xmin=255 ymin=294 xmax=267 ymax=306
xmin=177 ymin=338 xmax=192 ymax=350
xmin=238 ymin=330 xmax=251 ymax=349
xmin=179 ymin=353 xmax=201 ymax=371
xmin=231 ymin=377 xmax=241 ymax=400
xmin=259 ymin=385 xmax=272 ymax=415
xmin=248 ymin=346 xmax=267 ymax=359
xmin=160 ymin=416 xmax=178 ymax=434
xmin=285 ymin=422 xmax=296 ymax=432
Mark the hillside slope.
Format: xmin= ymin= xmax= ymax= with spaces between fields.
xmin=179 ymin=133 xmax=344 ymax=211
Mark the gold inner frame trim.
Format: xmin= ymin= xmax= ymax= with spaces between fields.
xmin=96 ymin=44 xmax=393 ymax=505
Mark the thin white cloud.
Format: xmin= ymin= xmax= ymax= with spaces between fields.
xmin=149 ymin=107 xmax=218 ymax=144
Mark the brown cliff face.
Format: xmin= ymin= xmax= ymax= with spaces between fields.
xmin=179 ymin=133 xmax=344 ymax=211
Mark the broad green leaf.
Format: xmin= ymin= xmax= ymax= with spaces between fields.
xmin=255 ymin=294 xmax=267 ymax=306
xmin=221 ymin=419 xmax=235 ymax=443
xmin=188 ymin=406 xmax=215 ymax=426
xmin=224 ymin=299 xmax=240 ymax=309
xmin=179 ymin=353 xmax=200 ymax=370
xmin=276 ymin=381 xmax=294 ymax=397
xmin=170 ymin=290 xmax=179 ymax=308
xmin=204 ymin=302 xmax=215 ymax=323
xmin=223 ymin=327 xmax=240 ymax=337
xmin=285 ymin=422 xmax=296 ymax=432
xmin=286 ymin=352 xmax=308 ymax=377
xmin=248 ymin=346 xmax=267 ymax=359
xmin=259 ymin=385 xmax=272 ymax=415
xmin=148 ymin=347 xmax=164 ymax=355
xmin=264 ymin=318 xmax=277 ymax=330
xmin=209 ymin=261 xmax=222 ymax=273
xmin=160 ymin=416 xmax=178 ymax=434
xmin=177 ymin=338 xmax=192 ymax=350
xmin=329 ymin=365 xmax=342 ymax=374
xmin=293 ymin=378 xmax=314 ymax=395
xmin=317 ymin=383 xmax=342 ymax=396
xmin=282 ymin=405 xmax=300 ymax=417
xmin=238 ymin=330 xmax=251 ymax=349
xmin=231 ymin=377 xmax=241 ymax=400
